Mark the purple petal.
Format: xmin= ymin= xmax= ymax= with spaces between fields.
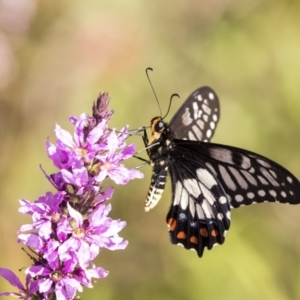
xmin=0 ymin=268 xmax=25 ymax=290
xmin=117 ymin=125 xmax=129 ymax=147
xmin=67 ymin=203 xmax=83 ymax=226
xmin=18 ymin=224 xmax=34 ymax=232
xmin=69 ymin=115 xmax=78 ymax=125
xmin=87 ymin=119 xmax=106 ymax=145
xmin=106 ymin=131 xmax=119 ymax=155
xmin=74 ymin=114 xmax=88 ymax=147
xmin=26 ymin=266 xmax=49 ymax=277
xmin=54 ymin=124 xmax=75 ymax=148
xmin=96 ymin=187 xmax=114 ymax=204
xmin=86 ymin=266 xmax=109 ymax=279
xmin=116 ymin=143 xmax=136 ymax=160
xmin=128 ymin=168 xmax=144 ymax=179
xmin=108 ymin=166 xmax=143 ymax=185
xmin=0 ymin=292 xmax=22 ymax=297
xmin=18 ymin=233 xmax=43 ymax=250
xmin=39 ymin=278 xmax=52 ymax=293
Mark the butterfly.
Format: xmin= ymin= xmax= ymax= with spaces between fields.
xmin=141 ymin=86 xmax=300 ymax=257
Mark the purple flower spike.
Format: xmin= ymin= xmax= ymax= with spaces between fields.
xmin=0 ymin=92 xmax=143 ymax=299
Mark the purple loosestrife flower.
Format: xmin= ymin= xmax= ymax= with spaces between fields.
xmin=0 ymin=93 xmax=143 ymax=299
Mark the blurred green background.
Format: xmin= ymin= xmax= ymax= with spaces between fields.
xmin=1 ymin=1 xmax=300 ymax=299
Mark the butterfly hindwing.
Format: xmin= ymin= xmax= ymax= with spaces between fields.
xmin=166 ymin=153 xmax=231 ymax=257
xmin=174 ymin=140 xmax=300 ymax=208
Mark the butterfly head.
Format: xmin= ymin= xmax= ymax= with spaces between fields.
xmin=148 ymin=116 xmax=171 ymax=146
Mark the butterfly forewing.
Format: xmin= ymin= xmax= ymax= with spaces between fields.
xmin=169 ymin=86 xmax=220 ymax=142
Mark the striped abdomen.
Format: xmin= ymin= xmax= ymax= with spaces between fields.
xmin=145 ymin=165 xmax=168 ymax=212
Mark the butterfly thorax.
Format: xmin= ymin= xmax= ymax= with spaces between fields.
xmin=147 ymin=116 xmax=175 ymax=162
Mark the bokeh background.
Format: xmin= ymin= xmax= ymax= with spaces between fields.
xmin=1 ymin=1 xmax=300 ymax=299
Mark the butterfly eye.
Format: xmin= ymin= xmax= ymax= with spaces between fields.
xmin=155 ymin=121 xmax=164 ymax=132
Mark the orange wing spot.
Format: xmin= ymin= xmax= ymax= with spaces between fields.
xmin=177 ymin=231 xmax=186 ymax=239
xmin=200 ymin=228 xmax=209 ymax=237
xmin=167 ymin=218 xmax=177 ymax=231
xmin=211 ymin=229 xmax=218 ymax=237
xmin=190 ymin=236 xmax=198 ymax=244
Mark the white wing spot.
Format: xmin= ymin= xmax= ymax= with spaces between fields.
xmin=192 ymin=102 xmax=199 ymax=119
xmin=208 ymin=92 xmax=214 ymax=100
xmin=241 ymin=155 xmax=251 ymax=169
xmin=241 ymin=170 xmax=258 ymax=185
xmin=269 ymin=169 xmax=277 ymax=179
xmin=189 ymin=198 xmax=196 ymax=218
xmin=247 ymin=192 xmax=255 ymax=199
xmin=196 ymin=204 xmax=205 ymax=219
xmin=182 ymin=108 xmax=193 ymax=126
xmin=201 ymin=183 xmax=216 ymax=205
xmin=196 ymin=119 xmax=205 ymax=130
xmin=212 ymin=114 xmax=218 ymax=122
xmin=257 ymin=159 xmax=271 ymax=168
xmin=217 ymin=213 xmax=224 ymax=220
xmin=205 ymin=163 xmax=218 ymax=176
xmin=219 ymin=165 xmax=237 ymax=191
xmin=229 ymin=167 xmax=248 ymax=189
xmin=192 ymin=125 xmax=202 ymax=139
xmin=210 ymin=148 xmax=234 ymax=164
xmin=180 ymin=188 xmax=189 ymax=210
xmin=219 ymin=196 xmax=227 ymax=204
xmin=206 ymin=129 xmax=212 ymax=138
xmin=174 ymin=181 xmax=183 ymax=206
xmin=269 ymin=190 xmax=277 ymax=197
xmin=235 ymin=194 xmax=244 ymax=202
xmin=210 ymin=121 xmax=215 ymax=130
xmin=203 ymin=114 xmax=209 ymax=122
xmin=202 ymin=104 xmax=212 ymax=115
xmin=209 ymin=147 xmax=233 ymax=164
xmin=258 ymin=190 xmax=266 ymax=197
xmin=257 ymin=175 xmax=268 ymax=185
xmin=226 ymin=211 xmax=231 ymax=220
xmin=202 ymin=199 xmax=213 ymax=218
xmin=196 ymin=168 xmax=217 ymax=189
xmin=281 ymin=191 xmax=287 ymax=198
xmin=249 ymin=167 xmax=255 ymax=174
xmin=287 ymin=176 xmax=293 ymax=183
xmin=193 ymin=101 xmax=198 ymax=109
xmin=260 ymin=167 xmax=280 ymax=186
xmin=197 ymin=94 xmax=203 ymax=101
xmin=188 ymin=130 xmax=197 ymax=141
xmin=183 ymin=178 xmax=201 ymax=198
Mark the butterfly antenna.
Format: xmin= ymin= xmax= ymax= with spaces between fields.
xmin=162 ymin=93 xmax=180 ymax=120
xmin=146 ymin=67 xmax=162 ymax=117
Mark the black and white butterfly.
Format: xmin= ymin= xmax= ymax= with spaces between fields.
xmin=141 ymin=86 xmax=300 ymax=257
